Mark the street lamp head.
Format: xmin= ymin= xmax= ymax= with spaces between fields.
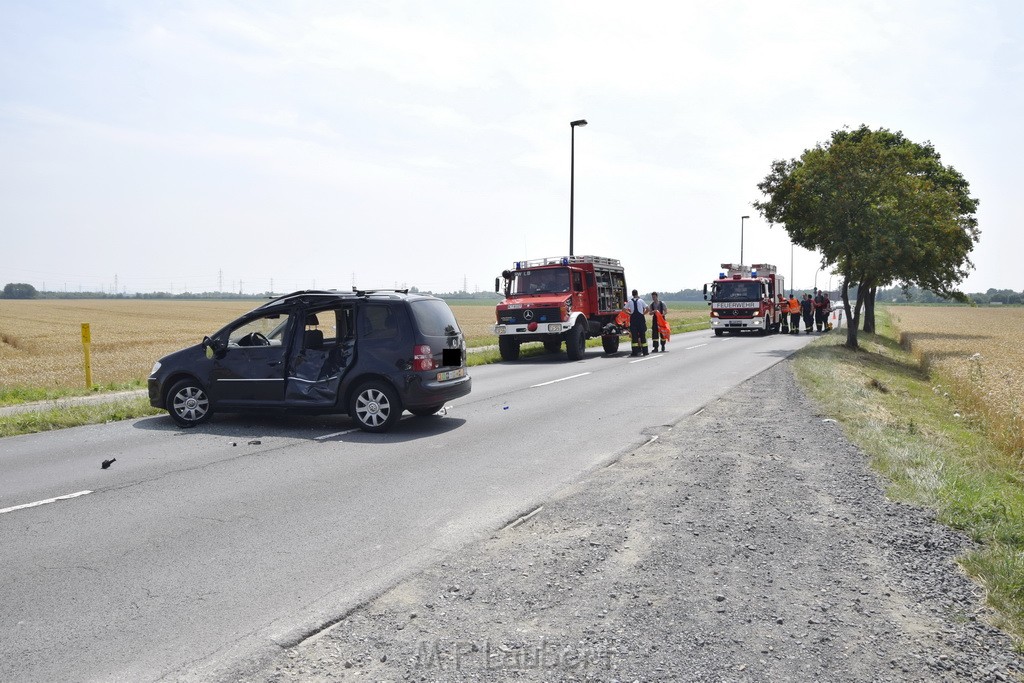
xmin=570 ymin=119 xmax=588 ymax=127
xmin=742 ymin=215 xmax=750 ymax=219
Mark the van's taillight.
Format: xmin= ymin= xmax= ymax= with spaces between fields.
xmin=413 ymin=345 xmax=436 ymax=371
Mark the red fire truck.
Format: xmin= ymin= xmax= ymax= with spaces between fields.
xmin=494 ymin=255 xmax=628 ymax=360
xmin=703 ymin=263 xmax=785 ymax=336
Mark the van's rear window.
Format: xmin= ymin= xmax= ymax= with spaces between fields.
xmin=409 ymin=300 xmax=462 ymax=337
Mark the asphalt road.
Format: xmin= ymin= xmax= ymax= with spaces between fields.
xmin=0 ymin=328 xmax=815 ymax=682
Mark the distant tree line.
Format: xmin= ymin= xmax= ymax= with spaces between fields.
xmin=3 ymin=283 xmax=1019 ymax=305
xmin=878 ymin=285 xmax=1023 ymax=305
xmin=0 ymin=285 xmax=273 ymax=300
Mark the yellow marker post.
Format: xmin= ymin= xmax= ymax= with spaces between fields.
xmin=81 ymin=323 xmax=92 ymax=389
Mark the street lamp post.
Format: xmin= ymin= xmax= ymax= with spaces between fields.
xmin=790 ymin=243 xmax=794 ymax=297
xmin=740 ymin=215 xmax=750 ymax=266
xmin=569 ymin=119 xmax=588 ymax=256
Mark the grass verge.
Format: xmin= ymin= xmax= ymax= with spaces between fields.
xmin=0 ymin=397 xmax=162 ymax=439
xmin=0 ymin=380 xmax=146 ymax=407
xmin=793 ymin=309 xmax=1024 ymax=644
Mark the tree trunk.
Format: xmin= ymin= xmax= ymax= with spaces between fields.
xmin=863 ymin=285 xmax=877 ymax=334
xmin=843 ymin=277 xmax=860 ymax=350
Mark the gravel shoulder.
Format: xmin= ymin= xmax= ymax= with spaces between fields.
xmin=234 ymin=359 xmax=1022 ymax=682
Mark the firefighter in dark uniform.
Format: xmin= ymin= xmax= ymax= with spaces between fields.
xmin=649 ymin=291 xmax=667 ymax=352
xmin=624 ymin=289 xmax=649 ymax=356
xmin=800 ymin=293 xmax=814 ymax=334
xmin=813 ymin=289 xmax=828 ymax=332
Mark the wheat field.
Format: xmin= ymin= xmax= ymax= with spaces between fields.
xmin=0 ymin=300 xmax=258 ymax=389
xmin=0 ymin=299 xmax=710 ymax=390
xmin=888 ymin=306 xmax=1024 ymax=459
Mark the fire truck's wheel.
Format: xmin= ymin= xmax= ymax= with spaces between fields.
xmin=602 ymin=334 xmax=620 ymax=354
xmin=498 ymin=336 xmax=520 ymax=361
xmin=714 ymin=330 xmax=724 ymax=337
xmin=566 ymin=321 xmax=586 ymax=361
xmin=544 ymin=339 xmax=562 ymax=353
xmin=759 ymin=316 xmax=770 ymax=336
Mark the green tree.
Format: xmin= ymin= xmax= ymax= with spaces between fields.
xmin=754 ymin=125 xmax=979 ymax=349
xmin=2 ymin=283 xmax=38 ymax=299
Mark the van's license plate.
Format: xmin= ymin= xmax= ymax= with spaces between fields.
xmin=437 ymin=367 xmax=466 ymax=382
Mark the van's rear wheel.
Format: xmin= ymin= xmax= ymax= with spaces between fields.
xmin=350 ymin=381 xmax=402 ymax=432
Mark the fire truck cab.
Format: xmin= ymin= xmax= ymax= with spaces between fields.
xmin=704 ymin=263 xmax=785 ymax=336
xmin=494 ymin=255 xmax=628 ymax=360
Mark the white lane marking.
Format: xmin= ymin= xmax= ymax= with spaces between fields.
xmin=531 ymin=372 xmax=591 ymax=388
xmin=0 ymin=490 xmax=93 ymax=515
xmin=314 ymin=428 xmax=361 ymax=441
xmin=686 ymin=343 xmax=708 ymax=350
xmin=629 ymin=354 xmax=664 ymax=364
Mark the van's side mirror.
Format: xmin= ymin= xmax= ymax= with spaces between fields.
xmin=203 ymin=335 xmax=225 ymax=359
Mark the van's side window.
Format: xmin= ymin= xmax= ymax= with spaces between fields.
xmin=358 ymin=304 xmax=399 ymax=339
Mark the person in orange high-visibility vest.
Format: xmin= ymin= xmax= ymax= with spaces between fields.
xmin=788 ymin=294 xmax=801 ymax=335
xmin=649 ymin=291 xmax=669 ymax=352
xmin=778 ymin=294 xmax=790 ymax=334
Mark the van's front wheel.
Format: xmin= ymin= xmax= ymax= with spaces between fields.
xmin=167 ymin=378 xmax=212 ymax=427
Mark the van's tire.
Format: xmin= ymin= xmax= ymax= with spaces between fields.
xmin=602 ymin=334 xmax=620 ymax=354
xmin=566 ymin=320 xmax=587 ymax=361
xmin=714 ymin=330 xmax=724 ymax=337
xmin=167 ymin=378 xmax=212 ymax=427
xmin=350 ymin=380 xmax=402 ymax=432
xmin=498 ymin=336 xmax=520 ymax=361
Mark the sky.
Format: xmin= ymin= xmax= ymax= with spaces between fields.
xmin=1 ymin=0 xmax=1022 ymax=297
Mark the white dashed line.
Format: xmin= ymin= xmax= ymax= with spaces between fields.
xmin=314 ymin=428 xmax=361 ymax=441
xmin=686 ymin=343 xmax=708 ymax=350
xmin=0 ymin=490 xmax=93 ymax=515
xmin=629 ymin=354 xmax=664 ymax=364
xmin=531 ymin=372 xmax=591 ymax=388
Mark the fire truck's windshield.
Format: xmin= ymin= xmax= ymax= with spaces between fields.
xmin=512 ymin=268 xmax=571 ymax=295
xmin=714 ymin=281 xmax=762 ymax=301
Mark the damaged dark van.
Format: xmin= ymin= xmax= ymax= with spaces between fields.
xmin=148 ymin=289 xmax=471 ymax=432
